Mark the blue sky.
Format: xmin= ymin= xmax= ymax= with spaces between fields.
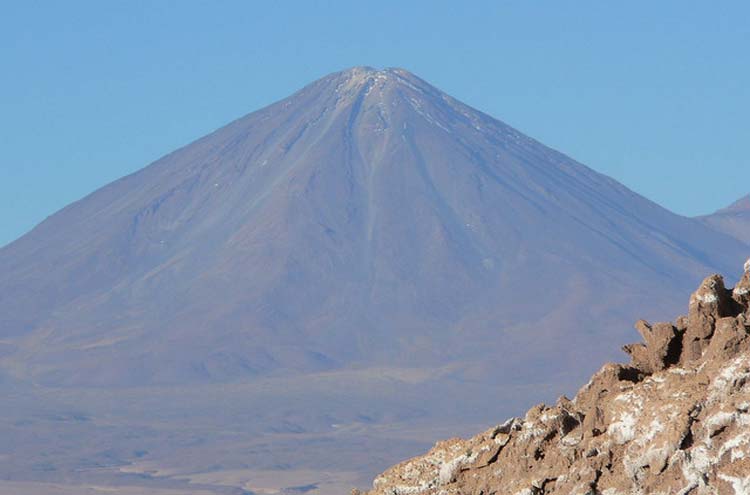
xmin=1 ymin=1 xmax=748 ymax=247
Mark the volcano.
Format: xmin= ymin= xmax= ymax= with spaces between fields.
xmin=1 ymin=67 xmax=746 ymax=389
xmin=4 ymin=66 xmax=750 ymax=494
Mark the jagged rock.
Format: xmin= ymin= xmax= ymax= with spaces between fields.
xmin=621 ymin=342 xmax=652 ymax=373
xmin=684 ymin=274 xmax=736 ymax=362
xmin=366 ymin=262 xmax=750 ymax=495
xmin=623 ymin=320 xmax=682 ymax=373
xmin=704 ymin=317 xmax=749 ymax=364
xmin=733 ymin=261 xmax=750 ymax=307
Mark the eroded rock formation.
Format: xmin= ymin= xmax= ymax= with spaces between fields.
xmin=366 ymin=260 xmax=750 ymax=495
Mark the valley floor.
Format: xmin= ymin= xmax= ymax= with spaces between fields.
xmin=3 ymin=366 xmax=569 ymax=495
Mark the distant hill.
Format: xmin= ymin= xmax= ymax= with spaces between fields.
xmin=698 ymin=194 xmax=750 ymax=245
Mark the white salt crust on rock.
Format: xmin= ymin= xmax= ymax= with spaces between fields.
xmin=366 ymin=262 xmax=750 ymax=495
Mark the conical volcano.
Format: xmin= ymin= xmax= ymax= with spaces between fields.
xmin=0 ymin=67 xmax=746 ymax=388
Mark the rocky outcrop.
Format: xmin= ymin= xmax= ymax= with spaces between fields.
xmin=366 ymin=260 xmax=750 ymax=495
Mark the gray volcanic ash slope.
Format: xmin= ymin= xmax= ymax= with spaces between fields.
xmin=0 ymin=67 xmax=746 ymax=389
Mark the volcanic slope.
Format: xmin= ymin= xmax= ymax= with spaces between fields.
xmin=0 ymin=66 xmax=746 ymax=391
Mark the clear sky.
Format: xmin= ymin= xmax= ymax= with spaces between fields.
xmin=1 ymin=1 xmax=748 ymax=247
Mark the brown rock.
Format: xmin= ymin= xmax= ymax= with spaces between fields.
xmin=624 ymin=320 xmax=682 ymax=373
xmin=622 ymin=342 xmax=653 ymax=373
xmin=704 ymin=317 xmax=749 ymax=363
xmin=683 ymin=274 xmax=734 ymax=362
xmin=733 ymin=269 xmax=750 ymax=307
xmin=366 ymin=263 xmax=750 ymax=495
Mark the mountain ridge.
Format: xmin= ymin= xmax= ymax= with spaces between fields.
xmin=719 ymin=194 xmax=750 ymax=213
xmin=698 ymin=194 xmax=750 ymax=245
